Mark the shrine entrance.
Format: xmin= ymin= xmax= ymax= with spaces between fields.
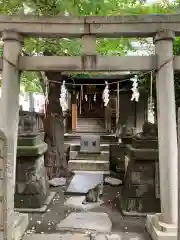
xmin=78 ymin=86 xmax=104 ymax=118
xmin=65 ymin=74 xmax=134 ymax=134
xmin=0 ymin=15 xmax=179 ymax=240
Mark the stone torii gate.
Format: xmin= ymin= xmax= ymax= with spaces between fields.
xmin=0 ymin=14 xmax=179 ymax=240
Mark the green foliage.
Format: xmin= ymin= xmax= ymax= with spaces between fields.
xmin=21 ymin=71 xmax=42 ymax=92
xmin=0 ymin=0 xmax=139 ymax=92
xmin=0 ymin=0 xmax=180 ymax=96
xmin=0 ymin=0 xmax=24 ymax=14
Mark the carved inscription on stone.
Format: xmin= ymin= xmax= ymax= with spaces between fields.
xmin=92 ymin=141 xmax=96 ymax=147
xmin=84 ymin=141 xmax=88 ymax=147
xmin=80 ymin=135 xmax=100 ymax=153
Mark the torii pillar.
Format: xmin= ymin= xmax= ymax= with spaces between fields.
xmin=0 ymin=31 xmax=28 ymax=240
xmin=146 ymin=30 xmax=178 ymax=239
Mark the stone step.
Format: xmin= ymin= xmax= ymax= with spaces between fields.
xmin=73 ymin=170 xmax=110 ymax=175
xmin=76 ymin=123 xmax=104 ymax=127
xmin=76 ymin=118 xmax=105 ymax=133
xmin=76 ymin=125 xmax=104 ymax=128
xmin=76 ymin=129 xmax=105 ymax=133
xmin=76 ymin=128 xmax=105 ymax=131
xmin=76 ymin=124 xmax=104 ymax=127
xmin=68 ymin=160 xmax=110 ymax=172
xmin=70 ymin=144 xmax=110 ymax=152
xmin=77 ymin=118 xmax=104 ymax=124
xmin=69 ymin=151 xmax=109 ymax=161
xmin=76 ymin=123 xmax=104 ymax=126
xmin=72 ymin=132 xmax=107 ymax=135
xmin=64 ymin=134 xmax=117 ymax=143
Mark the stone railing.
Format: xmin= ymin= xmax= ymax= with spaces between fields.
xmin=19 ymin=110 xmax=44 ymax=133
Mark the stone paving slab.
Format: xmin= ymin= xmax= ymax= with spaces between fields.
xmin=23 ymin=186 xmax=150 ymax=239
xmin=65 ymin=173 xmax=103 ymax=195
xmin=93 ymin=234 xmax=121 ymax=240
xmin=56 ymin=212 xmax=112 ymax=233
xmin=64 ymin=196 xmax=104 ymax=210
xmin=23 ymin=232 xmax=149 ymax=240
xmin=23 ymin=233 xmax=123 ymax=240
xmin=23 ymin=233 xmax=90 ymax=240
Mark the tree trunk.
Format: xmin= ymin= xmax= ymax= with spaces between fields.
xmin=43 ymin=72 xmax=72 ymax=179
xmin=152 ymin=82 xmax=157 ymax=123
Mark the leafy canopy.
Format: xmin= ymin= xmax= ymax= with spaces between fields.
xmin=0 ymin=0 xmax=179 ymax=93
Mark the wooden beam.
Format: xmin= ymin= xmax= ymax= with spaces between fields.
xmin=0 ymin=55 xmax=180 ymax=72
xmin=0 ymin=15 xmax=180 ymax=37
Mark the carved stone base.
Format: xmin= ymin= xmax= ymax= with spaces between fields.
xmin=109 ymin=144 xmax=125 ymax=179
xmin=120 ymin=144 xmax=160 ymax=215
xmin=15 ymin=139 xmax=49 ymax=210
xmin=146 ymin=214 xmax=177 ymax=240
xmin=15 ymin=155 xmax=49 ymax=209
xmin=15 ymin=191 xmax=56 ymax=213
xmin=12 ymin=212 xmax=29 ymax=240
xmin=132 ymin=137 xmax=158 ymax=149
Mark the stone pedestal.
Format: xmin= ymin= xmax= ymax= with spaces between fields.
xmin=109 ymin=144 xmax=126 ymax=179
xmin=15 ymin=132 xmax=53 ymax=212
xmin=121 ymin=136 xmax=133 ymax=145
xmin=120 ymin=137 xmax=160 ymax=216
xmin=68 ymin=136 xmax=110 ymax=173
xmin=12 ymin=212 xmax=29 ymax=240
xmin=146 ymin=214 xmax=177 ymax=240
